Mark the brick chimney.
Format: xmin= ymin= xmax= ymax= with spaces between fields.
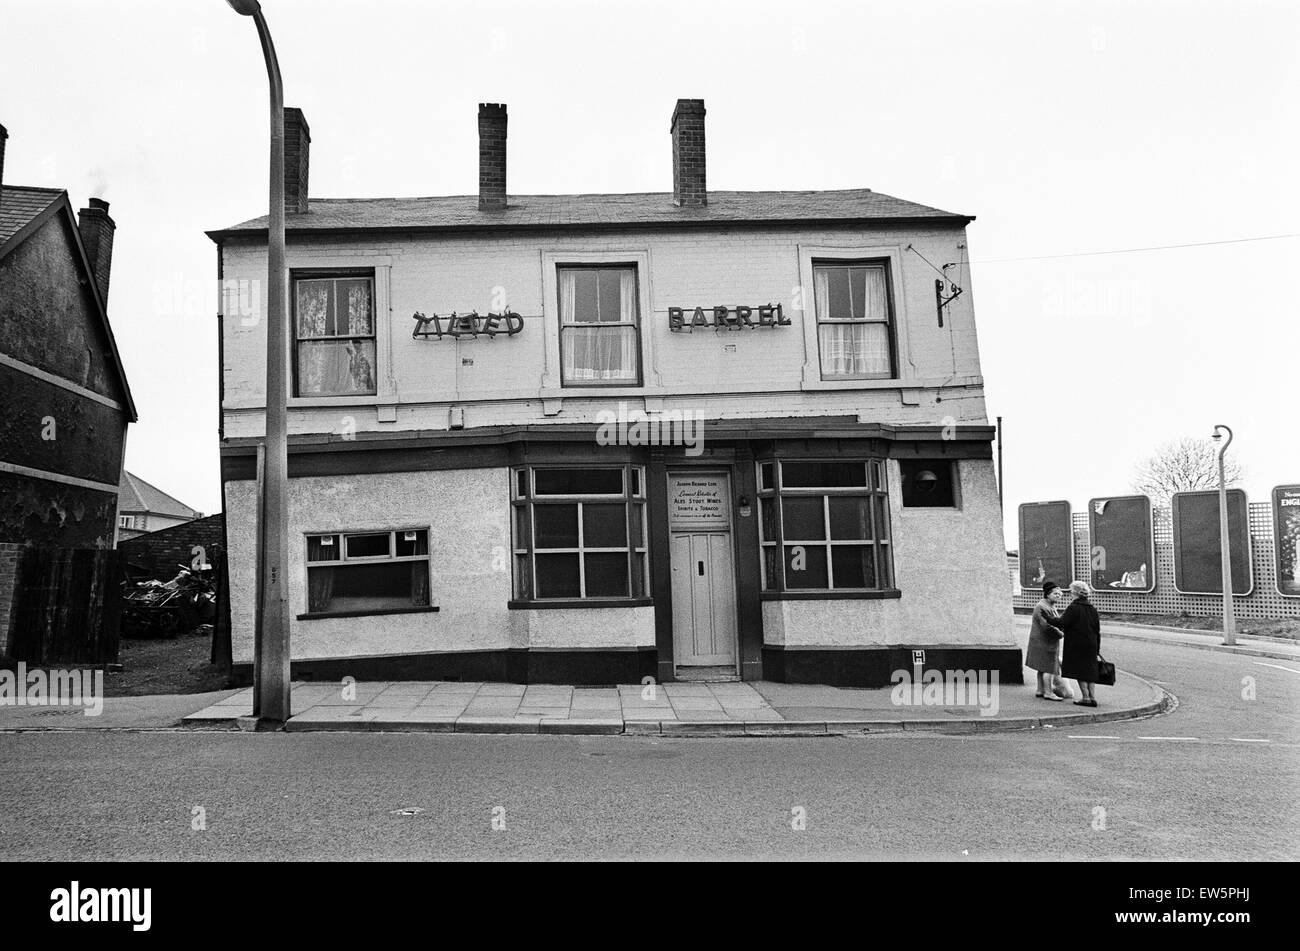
xmin=77 ymin=198 xmax=115 ymax=306
xmin=478 ymin=103 xmax=507 ymax=211
xmin=671 ymin=99 xmax=706 ymax=207
xmin=284 ymin=107 xmax=310 ymax=214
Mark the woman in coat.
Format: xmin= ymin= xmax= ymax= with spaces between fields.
xmin=1026 ymin=582 xmax=1065 ymax=701
xmin=1046 ymin=580 xmax=1102 ymax=707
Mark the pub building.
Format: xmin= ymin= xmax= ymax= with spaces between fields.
xmin=208 ymin=100 xmax=1018 ymax=687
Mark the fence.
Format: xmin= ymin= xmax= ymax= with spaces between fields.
xmin=7 ymin=548 xmax=123 ymax=664
xmin=1010 ymin=503 xmax=1300 ymax=619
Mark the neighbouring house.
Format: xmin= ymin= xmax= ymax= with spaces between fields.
xmin=208 ymin=100 xmax=1016 ymax=687
xmin=0 ymin=123 xmax=137 ymax=656
xmin=116 ymin=471 xmax=203 ymax=541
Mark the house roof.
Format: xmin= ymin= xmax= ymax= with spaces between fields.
xmin=0 ymin=185 xmax=63 ymax=247
xmin=208 ymin=188 xmax=973 ymax=241
xmin=0 ymin=184 xmax=138 ymax=421
xmin=118 ymin=471 xmax=201 ymax=520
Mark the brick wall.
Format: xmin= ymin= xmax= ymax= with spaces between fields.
xmin=118 ymin=513 xmax=225 ymax=578
xmin=0 ymin=542 xmax=22 ymax=656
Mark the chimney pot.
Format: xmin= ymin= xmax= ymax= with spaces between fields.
xmin=77 ymin=199 xmax=116 ymax=307
xmin=478 ymin=103 xmax=508 ymax=211
xmin=671 ymin=99 xmax=707 ymax=207
xmin=284 ymin=107 xmax=311 ymax=214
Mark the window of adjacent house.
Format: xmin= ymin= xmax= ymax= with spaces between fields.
xmin=293 ymin=272 xmax=378 ymax=397
xmin=757 ymin=459 xmax=893 ymax=591
xmin=900 ymin=459 xmax=959 ymax=508
xmin=558 ymin=266 xmax=641 ymax=386
xmin=304 ymin=528 xmax=430 ymax=615
xmin=813 ymin=261 xmax=895 ymax=380
xmin=511 ymin=466 xmax=647 ymax=600
xmin=118 ymin=515 xmax=135 ymax=529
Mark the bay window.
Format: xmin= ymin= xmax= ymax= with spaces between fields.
xmin=758 ymin=460 xmax=894 ymax=592
xmin=512 ymin=466 xmax=648 ymax=602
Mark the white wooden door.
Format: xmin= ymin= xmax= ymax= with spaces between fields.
xmin=670 ymin=531 xmax=737 ymax=666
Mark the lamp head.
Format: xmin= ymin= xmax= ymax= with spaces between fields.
xmin=226 ymin=0 xmax=261 ymax=15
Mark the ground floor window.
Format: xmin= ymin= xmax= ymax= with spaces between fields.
xmin=305 ymin=528 xmax=430 ymax=615
xmin=757 ymin=459 xmax=894 ymax=592
xmin=512 ymin=465 xmax=647 ymax=601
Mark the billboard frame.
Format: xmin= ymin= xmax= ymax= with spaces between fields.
xmin=1170 ymin=488 xmax=1254 ymax=597
xmin=1273 ymin=484 xmax=1300 ymax=599
xmin=1017 ymin=500 xmax=1074 ymax=591
xmin=1087 ymin=494 xmax=1157 ymax=594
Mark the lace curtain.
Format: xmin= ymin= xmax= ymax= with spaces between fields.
xmin=815 ymin=267 xmax=891 ymax=377
xmin=296 ymin=278 xmax=377 ymax=396
xmin=560 ymin=269 xmax=638 ymax=383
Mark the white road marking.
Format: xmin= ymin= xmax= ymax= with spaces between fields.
xmin=1067 ymin=735 xmax=1122 ymax=739
xmin=1229 ymin=738 xmax=1270 ymax=743
xmin=1136 ymin=736 xmax=1200 ymax=741
xmin=1253 ymin=662 xmax=1300 ymax=675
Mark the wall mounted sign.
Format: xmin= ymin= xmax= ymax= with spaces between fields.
xmin=668 ymin=303 xmax=790 ymax=332
xmin=412 ymin=311 xmax=524 ymax=340
xmin=1273 ymin=484 xmax=1300 ymax=597
xmin=668 ymin=474 xmax=731 ymax=530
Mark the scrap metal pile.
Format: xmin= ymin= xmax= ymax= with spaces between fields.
xmin=120 ymin=565 xmax=217 ymax=638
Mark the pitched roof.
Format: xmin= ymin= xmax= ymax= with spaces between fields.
xmin=0 ymin=184 xmax=138 ymax=421
xmin=118 ymin=471 xmax=201 ymax=520
xmin=0 ymin=185 xmax=63 ymax=248
xmin=208 ymin=188 xmax=972 ymax=240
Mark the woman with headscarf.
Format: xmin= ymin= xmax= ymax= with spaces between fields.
xmin=1026 ymin=581 xmax=1065 ymax=701
xmin=1047 ymin=580 xmax=1102 ymax=707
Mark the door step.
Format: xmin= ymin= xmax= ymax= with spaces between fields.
xmin=674 ymin=666 xmax=739 ymax=683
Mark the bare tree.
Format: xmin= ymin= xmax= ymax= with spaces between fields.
xmin=1132 ymin=437 xmax=1244 ymax=505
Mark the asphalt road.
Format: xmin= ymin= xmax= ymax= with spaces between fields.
xmin=1 ymin=637 xmax=1296 ymax=860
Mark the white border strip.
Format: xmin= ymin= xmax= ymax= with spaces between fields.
xmin=0 ymin=460 xmax=119 ymax=493
xmin=0 ymin=352 xmax=123 ymax=411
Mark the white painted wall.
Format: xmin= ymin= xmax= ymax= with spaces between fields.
xmin=761 ymin=458 xmax=1016 ymax=649
xmin=219 ymin=223 xmax=987 ymax=440
xmin=225 ymin=468 xmax=655 ymax=664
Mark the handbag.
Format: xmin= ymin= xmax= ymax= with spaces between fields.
xmin=1095 ymin=654 xmax=1116 ymax=687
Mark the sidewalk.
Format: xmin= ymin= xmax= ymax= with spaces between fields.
xmin=178 ymin=668 xmax=1170 ymax=736
xmin=1014 ymin=615 xmax=1300 ymax=662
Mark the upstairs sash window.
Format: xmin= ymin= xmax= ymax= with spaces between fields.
xmin=294 ymin=273 xmax=378 ymax=397
xmin=558 ymin=266 xmax=641 ymax=385
xmin=813 ymin=262 xmax=895 ymax=380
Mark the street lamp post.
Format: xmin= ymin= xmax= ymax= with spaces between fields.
xmin=1211 ymin=424 xmax=1236 ymax=646
xmin=228 ymin=0 xmax=291 ymax=723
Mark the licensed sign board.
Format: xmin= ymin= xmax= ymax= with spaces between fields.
xmin=1018 ymin=501 xmax=1074 ymax=590
xmin=1274 ymin=484 xmax=1300 ymax=597
xmin=667 ymin=473 xmax=731 ymax=531
xmin=1088 ymin=495 xmax=1156 ymax=593
xmin=1171 ymin=489 xmax=1253 ymax=595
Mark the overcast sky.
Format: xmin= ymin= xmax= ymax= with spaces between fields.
xmin=2 ymin=0 xmax=1294 ymax=545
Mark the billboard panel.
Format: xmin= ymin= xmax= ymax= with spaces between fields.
xmin=1088 ymin=495 xmax=1156 ymax=593
xmin=1171 ymin=489 xmax=1252 ymax=595
xmin=1274 ymin=484 xmax=1300 ymax=597
xmin=1018 ymin=501 xmax=1074 ymax=590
